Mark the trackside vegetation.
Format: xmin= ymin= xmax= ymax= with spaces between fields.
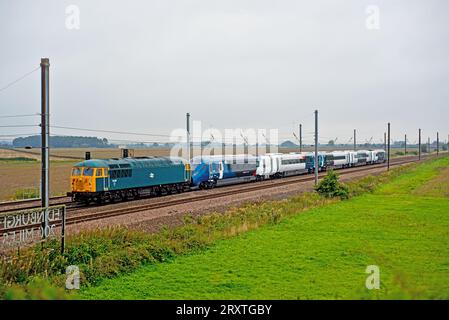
xmin=1 ymin=156 xmax=448 ymax=299
xmin=315 ymin=169 xmax=349 ymax=199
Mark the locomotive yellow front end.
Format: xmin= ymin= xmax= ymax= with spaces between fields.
xmin=71 ymin=167 xmax=96 ymax=193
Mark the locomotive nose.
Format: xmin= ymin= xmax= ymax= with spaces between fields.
xmin=71 ymin=176 xmax=93 ymax=192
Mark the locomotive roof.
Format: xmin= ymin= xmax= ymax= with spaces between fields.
xmin=74 ymin=156 xmax=187 ymax=168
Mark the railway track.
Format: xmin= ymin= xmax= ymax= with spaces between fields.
xmin=0 ymin=154 xmax=431 ymax=213
xmin=0 ymin=195 xmax=71 ymax=212
xmin=1 ymin=154 xmax=438 ymax=234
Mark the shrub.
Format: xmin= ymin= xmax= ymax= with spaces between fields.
xmin=315 ymin=169 xmax=349 ymax=199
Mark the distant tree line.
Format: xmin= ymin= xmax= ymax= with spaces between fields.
xmin=13 ymin=135 xmax=110 ymax=148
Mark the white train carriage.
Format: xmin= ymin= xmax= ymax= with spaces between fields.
xmin=348 ymin=151 xmax=359 ymax=166
xmin=256 ymin=152 xmax=307 ymax=179
xmin=256 ymin=154 xmax=279 ymax=180
xmin=277 ymin=153 xmax=307 ymax=177
xmin=355 ymin=150 xmax=371 ymax=166
xmin=325 ymin=151 xmax=351 ymax=168
xmin=371 ymin=149 xmax=387 ymax=163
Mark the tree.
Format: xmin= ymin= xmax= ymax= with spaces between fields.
xmin=13 ymin=135 xmax=110 ymax=148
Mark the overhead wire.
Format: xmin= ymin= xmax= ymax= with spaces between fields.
xmin=0 ymin=66 xmax=40 ymax=94
xmin=0 ymin=113 xmax=39 ymax=119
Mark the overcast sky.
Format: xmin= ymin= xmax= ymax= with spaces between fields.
xmin=1 ymin=0 xmax=448 ymax=145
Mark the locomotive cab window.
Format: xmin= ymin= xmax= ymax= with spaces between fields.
xmin=83 ymin=168 xmax=94 ymax=176
xmin=96 ymin=168 xmax=103 ymax=176
xmin=72 ymin=168 xmax=82 ymax=176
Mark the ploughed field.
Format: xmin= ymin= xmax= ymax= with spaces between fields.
xmin=81 ymin=156 xmax=449 ymax=299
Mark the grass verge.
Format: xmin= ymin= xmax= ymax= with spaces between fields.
xmin=80 ymin=156 xmax=449 ymax=299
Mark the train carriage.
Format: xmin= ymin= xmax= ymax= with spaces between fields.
xmin=325 ymin=151 xmax=351 ymax=169
xmin=305 ymin=152 xmax=326 ymax=173
xmin=277 ymin=153 xmax=308 ymax=177
xmin=371 ymin=149 xmax=387 ymax=163
xmin=355 ymin=150 xmax=370 ymax=165
xmin=191 ymin=154 xmax=258 ymax=188
xmin=70 ymin=156 xmax=191 ymax=203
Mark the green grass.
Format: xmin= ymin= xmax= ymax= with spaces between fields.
xmin=0 ymin=157 xmax=37 ymax=164
xmin=80 ymin=157 xmax=449 ymax=300
xmin=12 ymin=188 xmax=39 ymax=200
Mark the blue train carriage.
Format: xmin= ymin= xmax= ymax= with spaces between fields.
xmin=191 ymin=154 xmax=258 ymax=189
xmin=70 ymin=156 xmax=191 ymax=203
xmin=305 ymin=152 xmax=326 ymax=173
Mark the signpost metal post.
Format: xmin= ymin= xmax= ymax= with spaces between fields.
xmin=418 ymin=129 xmax=421 ymax=160
xmin=314 ymin=110 xmax=318 ymax=186
xmin=387 ymin=123 xmax=391 ymax=171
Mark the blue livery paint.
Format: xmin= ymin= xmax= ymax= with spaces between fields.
xmin=191 ymin=155 xmax=258 ymax=187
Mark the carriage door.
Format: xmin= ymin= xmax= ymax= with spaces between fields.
xmin=271 ymin=157 xmax=277 ymax=174
xmin=210 ymin=163 xmax=219 ymax=180
xmin=104 ymin=168 xmax=110 ymax=191
xmin=218 ymin=161 xmax=224 ymax=179
xmin=262 ymin=158 xmax=268 ymax=176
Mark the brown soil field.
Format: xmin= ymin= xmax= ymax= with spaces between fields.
xmin=0 ymin=161 xmax=73 ymax=200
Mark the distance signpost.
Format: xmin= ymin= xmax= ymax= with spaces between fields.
xmin=1 ymin=205 xmax=66 ymax=254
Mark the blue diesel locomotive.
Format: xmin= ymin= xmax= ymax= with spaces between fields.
xmin=70 ymin=156 xmax=191 ymax=203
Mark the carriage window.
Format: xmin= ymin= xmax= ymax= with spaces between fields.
xmin=72 ymin=168 xmax=82 ymax=176
xmin=83 ymin=168 xmax=94 ymax=176
xmin=281 ymin=158 xmax=303 ymax=165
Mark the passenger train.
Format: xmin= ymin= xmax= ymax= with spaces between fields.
xmin=69 ymin=149 xmax=386 ymax=203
